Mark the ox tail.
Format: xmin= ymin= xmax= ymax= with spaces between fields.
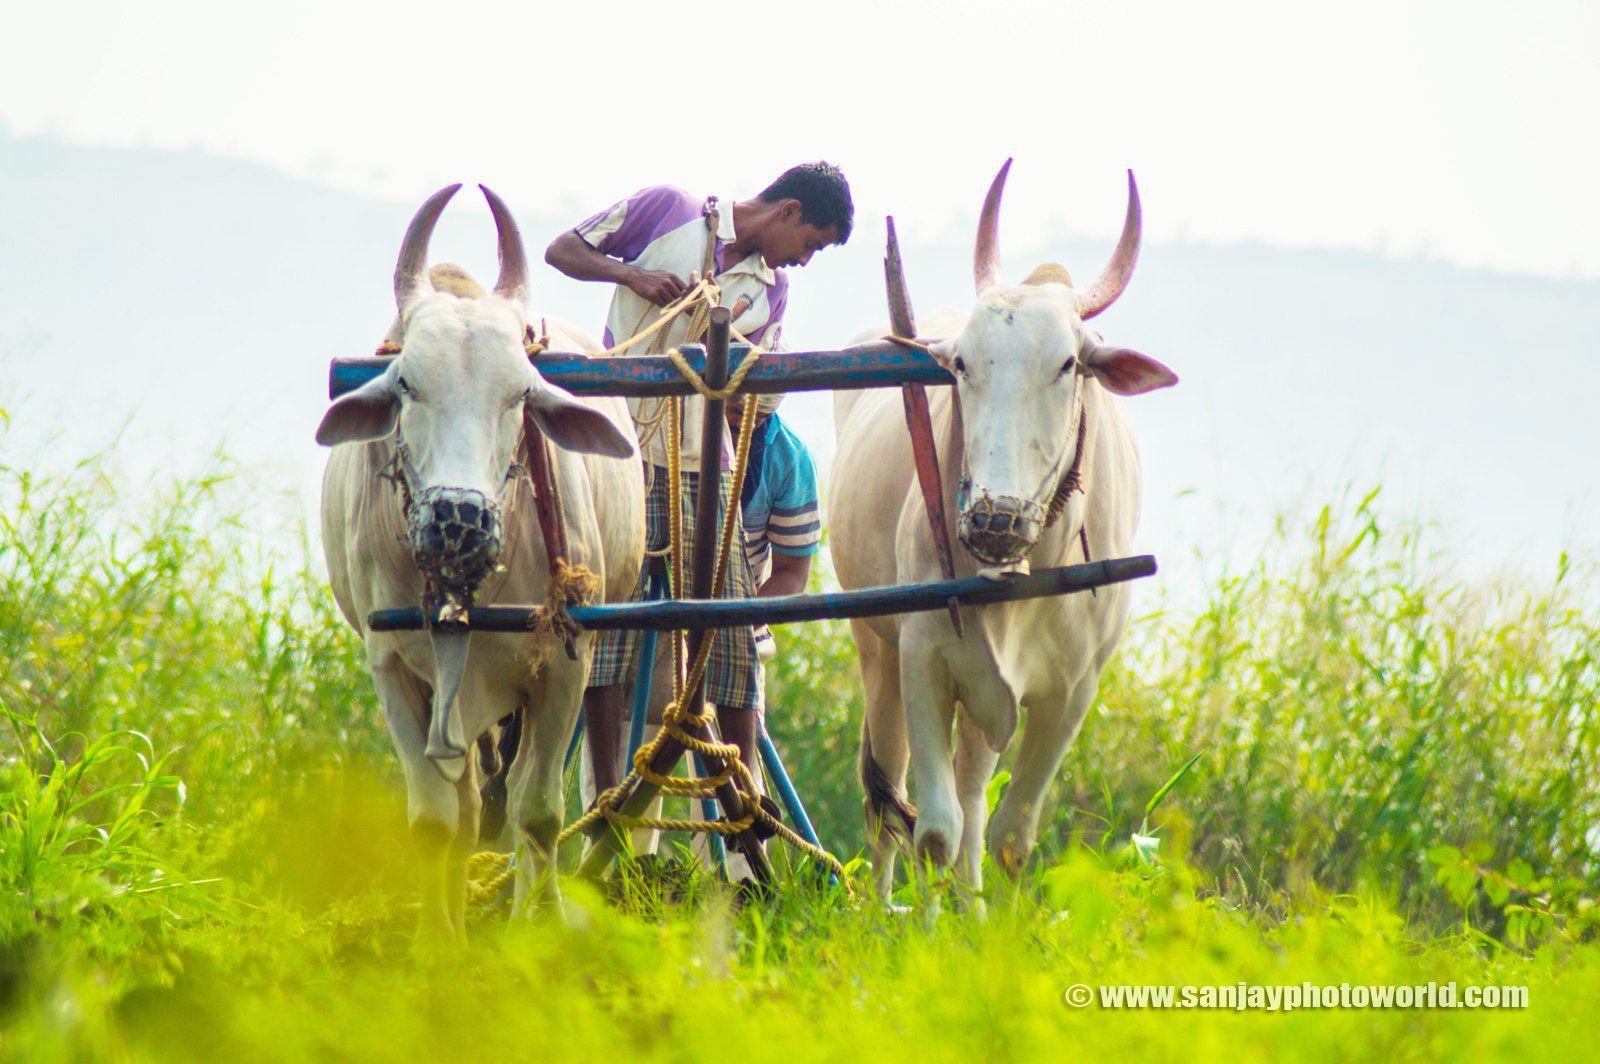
xmin=476 ymin=712 xmax=521 ymax=845
xmin=859 ymin=717 xmax=917 ymax=846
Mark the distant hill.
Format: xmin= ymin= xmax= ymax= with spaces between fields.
xmin=3 ymin=132 xmax=1596 ymax=579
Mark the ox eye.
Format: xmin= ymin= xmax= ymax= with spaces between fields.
xmin=952 ymin=356 xmax=967 ymax=376
xmin=397 ymin=376 xmax=414 ymax=398
xmin=1059 ymin=356 xmax=1077 ymax=377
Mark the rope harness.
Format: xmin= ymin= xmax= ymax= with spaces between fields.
xmin=374 ymin=321 xmax=603 ymax=645
xmin=885 ymin=334 xmax=1097 ymax=568
xmin=955 ymin=384 xmax=1095 ymax=567
xmin=375 ymin=434 xmax=526 ymax=617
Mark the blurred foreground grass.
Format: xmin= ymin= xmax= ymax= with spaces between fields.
xmin=3 ymin=452 xmax=1598 ymax=1059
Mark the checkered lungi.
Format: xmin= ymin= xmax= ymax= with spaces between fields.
xmin=589 ymin=463 xmax=761 ymax=710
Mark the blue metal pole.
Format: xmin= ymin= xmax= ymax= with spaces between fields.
xmin=330 ymin=340 xmax=955 ymax=400
xmin=758 ymin=728 xmax=823 ymax=850
xmin=758 ymin=728 xmax=838 ymax=887
xmin=369 ymin=555 xmax=1158 ymax=634
xmin=627 ymin=567 xmax=666 ymax=764
xmin=691 ymin=751 xmax=728 ymax=878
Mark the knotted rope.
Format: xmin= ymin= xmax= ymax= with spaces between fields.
xmin=557 ymin=394 xmax=846 ymax=880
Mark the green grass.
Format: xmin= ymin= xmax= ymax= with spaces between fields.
xmin=3 ymin=449 xmax=1599 ymax=1060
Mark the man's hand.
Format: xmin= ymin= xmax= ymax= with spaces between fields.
xmin=626 ymin=266 xmax=689 ymax=307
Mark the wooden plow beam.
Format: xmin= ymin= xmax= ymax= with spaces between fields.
xmin=368 ymin=555 xmax=1157 ymax=634
xmin=328 ymin=340 xmax=952 ymax=401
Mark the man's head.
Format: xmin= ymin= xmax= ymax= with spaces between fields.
xmin=751 ymin=161 xmax=854 ymax=269
xmin=725 ymin=392 xmax=782 ymax=431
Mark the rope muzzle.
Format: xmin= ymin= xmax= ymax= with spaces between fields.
xmin=408 ymin=485 xmax=506 ymax=598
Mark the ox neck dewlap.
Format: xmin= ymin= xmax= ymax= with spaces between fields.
xmin=957 ymin=386 xmax=1094 ymax=564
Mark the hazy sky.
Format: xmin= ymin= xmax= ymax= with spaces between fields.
xmin=4 ymin=0 xmax=1598 ymax=276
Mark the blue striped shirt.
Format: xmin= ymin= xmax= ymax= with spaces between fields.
xmin=741 ymin=414 xmax=821 ymax=581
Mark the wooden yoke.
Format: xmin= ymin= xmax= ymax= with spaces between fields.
xmin=886 ymin=218 xmax=963 ymax=636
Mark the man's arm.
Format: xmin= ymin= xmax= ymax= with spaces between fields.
xmin=544 ymin=230 xmax=688 ymax=306
xmin=758 ymin=552 xmax=811 ymax=598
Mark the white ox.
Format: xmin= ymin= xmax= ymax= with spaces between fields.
xmin=829 ymin=162 xmax=1178 ymax=896
xmin=317 ymin=185 xmax=643 ymax=940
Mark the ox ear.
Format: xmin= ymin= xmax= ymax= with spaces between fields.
xmin=1081 ymin=336 xmax=1178 ymax=396
xmin=525 ymin=382 xmax=636 ymax=459
xmin=316 ymin=370 xmax=400 ymax=446
xmin=926 ymin=338 xmax=958 ymax=371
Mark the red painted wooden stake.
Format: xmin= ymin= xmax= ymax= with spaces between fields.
xmin=885 ymin=217 xmax=963 ymax=636
xmin=523 ymin=411 xmax=577 ymax=659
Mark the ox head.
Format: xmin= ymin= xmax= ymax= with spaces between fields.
xmin=922 ymin=161 xmax=1178 ymax=567
xmin=317 ymin=183 xmax=633 ymax=587
xmin=316 ymin=184 xmax=634 ymax=779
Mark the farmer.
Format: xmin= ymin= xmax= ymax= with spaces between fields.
xmin=727 ymin=393 xmax=822 ymax=674
xmin=545 ymin=162 xmax=853 ymax=803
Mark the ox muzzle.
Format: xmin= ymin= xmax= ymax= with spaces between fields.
xmin=408 ymin=486 xmax=505 ymax=596
xmin=958 ymin=489 xmax=1045 ymax=567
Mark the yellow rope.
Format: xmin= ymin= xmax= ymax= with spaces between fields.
xmin=467 ymin=850 xmax=516 ymax=908
xmin=523 ymin=558 xmax=601 ymax=649
xmin=884 ymin=333 xmax=937 ymax=354
xmin=593 ymin=276 xmax=721 ymax=357
xmin=665 ymin=344 xmax=764 ymax=402
xmin=553 ymin=388 xmax=848 ymax=883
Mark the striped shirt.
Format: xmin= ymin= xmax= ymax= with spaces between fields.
xmin=573 ymin=185 xmax=788 ymax=472
xmin=740 ymin=413 xmax=822 ymax=581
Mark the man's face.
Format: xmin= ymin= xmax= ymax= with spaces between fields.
xmin=763 ymin=200 xmax=842 ymax=269
xmin=725 ymin=396 xmax=773 ymax=432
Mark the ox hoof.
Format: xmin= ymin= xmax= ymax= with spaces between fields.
xmin=427 ymin=752 xmax=468 ymax=783
xmin=992 ymin=836 xmax=1031 ymax=878
xmin=914 ymin=832 xmax=952 ymax=872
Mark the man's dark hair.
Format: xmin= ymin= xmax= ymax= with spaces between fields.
xmin=757 ymin=161 xmax=854 ymax=243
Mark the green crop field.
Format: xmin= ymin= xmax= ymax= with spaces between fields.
xmin=4 ymin=442 xmax=1599 ymax=1061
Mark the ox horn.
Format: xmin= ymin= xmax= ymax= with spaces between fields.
xmin=974 ymin=158 xmax=1013 ymax=293
xmin=480 ymin=183 xmax=529 ymax=305
xmin=1075 ymin=170 xmax=1142 ymax=320
xmin=394 ymin=183 xmax=463 ymax=312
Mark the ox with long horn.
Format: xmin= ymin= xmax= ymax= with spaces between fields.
xmin=830 ymin=161 xmax=1177 ymax=900
xmin=316 ymin=184 xmax=643 ymax=940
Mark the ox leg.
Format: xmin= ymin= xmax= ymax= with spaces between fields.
xmin=953 ymin=708 xmax=1000 ymax=900
xmin=852 ymin=620 xmax=910 ymax=900
xmin=900 ymin=633 xmax=961 ymax=881
xmin=371 ymin=657 xmax=461 ymax=946
xmin=447 ymin=750 xmax=482 ymax=935
xmin=988 ymin=679 xmax=1095 ymax=878
xmin=508 ymin=650 xmax=589 ymax=916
